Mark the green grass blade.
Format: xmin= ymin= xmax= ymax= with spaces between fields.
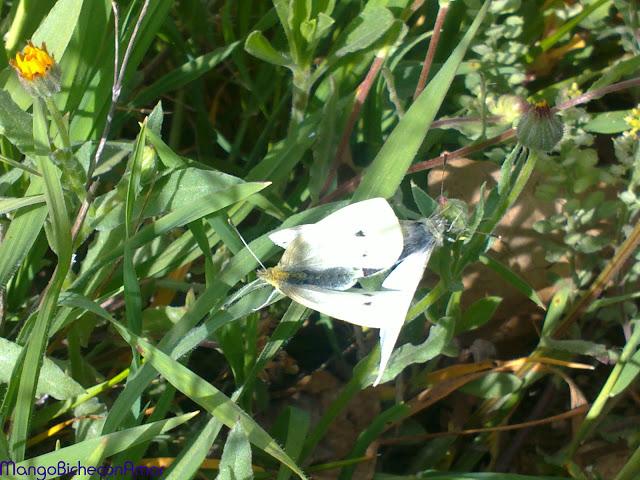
xmin=217 ymin=422 xmax=253 ymax=480
xmin=9 ymin=99 xmax=72 ymax=461
xmin=123 ymin=122 xmax=147 ymax=337
xmin=15 ymin=411 xmax=198 ymax=475
xmin=478 ymin=254 xmax=545 ymax=309
xmin=134 ymin=41 xmax=241 ymax=106
xmin=0 ymin=195 xmax=45 ymax=215
xmin=164 ymin=415 xmax=224 ymax=480
xmin=353 ymin=0 xmax=492 ymax=201
xmin=108 ymin=321 xmax=307 ymax=479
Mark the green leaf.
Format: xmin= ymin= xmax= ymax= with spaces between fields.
xmin=584 ymin=110 xmax=631 ymax=134
xmin=353 ymin=0 xmax=492 ymax=201
xmin=109 ymin=322 xmax=306 ymax=479
xmin=94 ymin=167 xmax=257 ymax=231
xmin=538 ymin=0 xmax=609 ymax=52
xmin=609 ymin=347 xmax=640 ymax=397
xmin=0 ymin=337 xmax=84 ymax=400
xmin=31 ymin=0 xmax=83 ymax=60
xmin=0 ymin=187 xmax=47 ymax=290
xmin=166 ymin=416 xmax=224 ymax=480
xmin=217 ymin=422 xmax=253 ymax=480
xmin=123 ymin=122 xmax=147 ymax=336
xmin=479 ymin=254 xmax=545 ymax=309
xmin=411 ymin=182 xmax=438 ymax=217
xmin=16 ymin=412 xmax=198 ymax=474
xmin=78 ymin=180 xmax=270 ymax=285
xmin=245 ymin=31 xmax=291 ymax=67
xmin=275 ymin=408 xmax=310 ymax=480
xmin=330 ymin=6 xmax=394 ymax=58
xmin=34 ymin=99 xmax=71 ymax=261
xmin=541 ymin=286 xmax=570 ymax=337
xmin=457 ymin=296 xmax=502 ymax=334
xmin=375 ymin=316 xmax=456 ymax=385
xmin=459 ymin=372 xmax=523 ymax=398
xmin=135 ymin=41 xmax=241 ymax=106
xmin=0 ymin=195 xmax=45 ymax=215
xmin=542 ymin=338 xmax=618 ymax=363
xmin=0 ymin=90 xmax=33 ymax=153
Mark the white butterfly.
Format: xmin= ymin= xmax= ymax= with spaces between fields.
xmin=257 ymin=198 xmax=445 ymax=386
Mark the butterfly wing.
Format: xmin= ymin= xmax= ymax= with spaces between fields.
xmin=279 ymin=283 xmax=406 ymax=329
xmin=371 ymin=246 xmax=436 ymax=386
xmin=268 ymin=225 xmax=310 ymax=249
xmin=273 ymin=198 xmax=404 ymax=271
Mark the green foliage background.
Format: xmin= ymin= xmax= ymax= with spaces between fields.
xmin=0 ymin=0 xmax=638 ymax=478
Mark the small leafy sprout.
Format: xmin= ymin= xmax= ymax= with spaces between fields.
xmin=516 ymin=100 xmax=564 ymax=152
xmin=10 ymin=41 xmax=61 ymax=98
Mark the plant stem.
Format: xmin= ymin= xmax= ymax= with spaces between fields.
xmin=44 ymin=98 xmax=71 ymax=151
xmin=564 ymin=320 xmax=640 ymax=458
xmin=413 ymin=2 xmax=448 ymax=99
xmin=408 ymin=279 xmax=446 ymax=321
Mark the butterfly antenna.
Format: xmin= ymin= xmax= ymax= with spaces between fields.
xmin=439 ymin=151 xmax=449 ymax=201
xmin=227 ymin=218 xmax=266 ymax=270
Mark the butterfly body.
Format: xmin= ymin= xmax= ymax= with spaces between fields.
xmin=400 ymin=217 xmax=446 ymax=260
xmin=258 ymin=265 xmax=361 ymax=291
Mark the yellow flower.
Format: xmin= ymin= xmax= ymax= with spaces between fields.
xmin=624 ymin=107 xmax=640 ymax=137
xmin=10 ymin=41 xmax=60 ymax=97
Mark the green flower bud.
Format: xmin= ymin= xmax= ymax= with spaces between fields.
xmin=516 ymin=100 xmax=564 ymax=151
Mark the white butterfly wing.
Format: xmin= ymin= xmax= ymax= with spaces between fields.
xmin=271 ymin=198 xmax=404 ymax=270
xmin=268 ymin=225 xmax=311 ymax=248
xmin=372 ymin=248 xmax=434 ymax=386
xmin=280 ymin=283 xmax=406 ymax=329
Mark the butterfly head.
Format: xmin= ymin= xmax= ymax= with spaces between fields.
xmin=257 ymin=266 xmax=287 ymax=290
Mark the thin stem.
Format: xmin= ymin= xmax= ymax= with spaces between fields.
xmin=554 ymin=76 xmax=640 ymax=112
xmin=565 ymin=320 xmax=640 ymax=458
xmin=320 ymin=128 xmax=515 ymax=204
xmin=71 ymin=0 xmax=150 ymax=244
xmin=44 ymin=98 xmax=71 ymax=151
xmin=407 ymin=279 xmax=446 ymax=321
xmin=86 ymin=0 xmax=151 ymax=182
xmin=382 ymin=66 xmax=405 ymax=118
xmin=320 ymin=75 xmax=640 ymax=203
xmin=318 ymin=54 xmax=386 ymax=198
xmin=552 ymin=218 xmax=640 ymax=338
xmin=615 ymin=441 xmax=640 ymax=480
xmin=0 ymin=153 xmax=40 ymax=176
xmin=414 ymin=3 xmax=449 ymax=100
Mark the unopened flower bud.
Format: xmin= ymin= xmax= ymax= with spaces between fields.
xmin=516 ymin=100 xmax=564 ymax=151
